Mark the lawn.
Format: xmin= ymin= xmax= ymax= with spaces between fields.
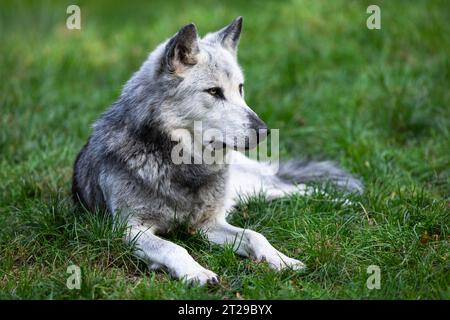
xmin=0 ymin=0 xmax=448 ymax=299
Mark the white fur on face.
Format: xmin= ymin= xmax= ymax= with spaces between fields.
xmin=163 ymin=41 xmax=262 ymax=150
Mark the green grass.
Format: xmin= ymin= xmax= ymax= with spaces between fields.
xmin=0 ymin=0 xmax=449 ymax=299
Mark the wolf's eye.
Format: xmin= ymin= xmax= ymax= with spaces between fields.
xmin=239 ymin=84 xmax=244 ymax=96
xmin=205 ymin=87 xmax=224 ymax=99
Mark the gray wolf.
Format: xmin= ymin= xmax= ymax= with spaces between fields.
xmin=72 ymin=17 xmax=363 ymax=285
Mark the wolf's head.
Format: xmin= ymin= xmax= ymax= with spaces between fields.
xmin=132 ymin=17 xmax=268 ymax=151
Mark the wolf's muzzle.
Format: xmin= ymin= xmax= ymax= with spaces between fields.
xmin=246 ymin=111 xmax=269 ymax=145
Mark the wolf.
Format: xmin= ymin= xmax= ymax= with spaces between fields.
xmin=72 ymin=17 xmax=363 ymax=285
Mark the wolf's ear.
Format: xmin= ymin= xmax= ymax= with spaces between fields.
xmin=205 ymin=16 xmax=243 ymax=56
xmin=164 ymin=23 xmax=199 ymax=74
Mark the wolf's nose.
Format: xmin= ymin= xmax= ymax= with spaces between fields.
xmin=247 ymin=111 xmax=267 ymax=132
xmin=247 ymin=111 xmax=268 ymax=145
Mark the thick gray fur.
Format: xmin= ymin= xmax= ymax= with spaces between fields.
xmin=72 ymin=17 xmax=363 ymax=285
xmin=277 ymin=160 xmax=364 ymax=193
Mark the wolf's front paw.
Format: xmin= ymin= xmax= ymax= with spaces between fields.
xmin=180 ymin=266 xmax=219 ymax=286
xmin=260 ymin=251 xmax=306 ymax=271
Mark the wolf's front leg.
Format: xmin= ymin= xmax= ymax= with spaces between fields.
xmin=201 ymin=219 xmax=306 ymax=271
xmin=126 ymin=223 xmax=219 ymax=286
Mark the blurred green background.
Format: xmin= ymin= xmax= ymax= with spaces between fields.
xmin=0 ymin=0 xmax=448 ymax=299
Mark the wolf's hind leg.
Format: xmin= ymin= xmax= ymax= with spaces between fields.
xmin=200 ymin=219 xmax=306 ymax=271
xmin=126 ymin=222 xmax=219 ymax=286
xmin=262 ymin=183 xmax=312 ymax=200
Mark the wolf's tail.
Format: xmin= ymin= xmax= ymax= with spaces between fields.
xmin=276 ymin=160 xmax=364 ymax=194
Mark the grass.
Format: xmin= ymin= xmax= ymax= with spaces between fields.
xmin=0 ymin=0 xmax=449 ymax=299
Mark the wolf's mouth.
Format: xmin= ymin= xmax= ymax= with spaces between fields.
xmin=206 ymin=139 xmax=227 ymax=150
xmin=207 ymin=129 xmax=270 ymax=151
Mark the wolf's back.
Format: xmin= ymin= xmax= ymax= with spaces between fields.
xmin=72 ymin=137 xmax=106 ymax=212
